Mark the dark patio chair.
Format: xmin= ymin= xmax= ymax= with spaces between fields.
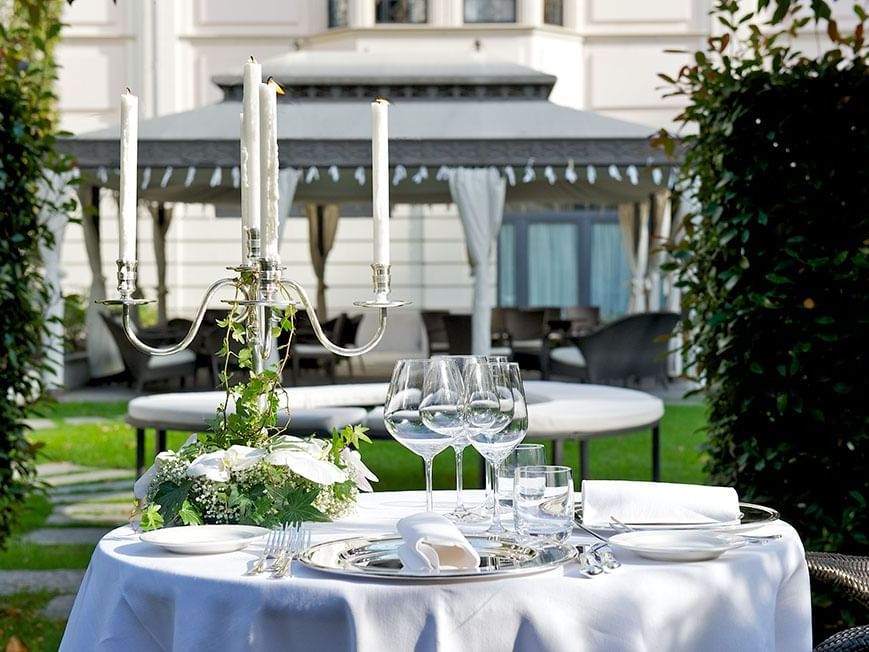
xmin=336 ymin=313 xmax=364 ymax=376
xmin=443 ymin=314 xmax=472 ymax=355
xmin=100 ymin=313 xmax=196 ymax=391
xmin=807 ymin=552 xmax=869 ymax=651
xmin=503 ymin=308 xmax=548 ymax=374
xmin=548 ymin=311 xmax=680 ymax=386
xmin=563 ymin=305 xmax=601 ymax=336
xmin=421 ymin=310 xmax=450 ymax=357
xmin=283 ymin=312 xmax=346 ymax=384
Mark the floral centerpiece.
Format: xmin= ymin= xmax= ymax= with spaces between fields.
xmin=133 ymin=304 xmax=377 ymax=530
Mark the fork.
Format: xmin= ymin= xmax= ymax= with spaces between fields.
xmin=248 ymin=527 xmax=282 ymax=575
xmin=273 ymin=525 xmax=310 ymax=578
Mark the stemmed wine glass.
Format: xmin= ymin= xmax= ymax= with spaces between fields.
xmin=465 ymin=359 xmax=517 ymax=534
xmin=433 ymin=355 xmax=489 ymax=523
xmin=383 ymin=359 xmax=456 ymax=513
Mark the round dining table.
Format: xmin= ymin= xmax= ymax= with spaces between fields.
xmin=60 ymin=490 xmax=811 ymax=652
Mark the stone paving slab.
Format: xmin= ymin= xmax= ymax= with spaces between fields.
xmin=49 ymin=480 xmax=134 ymax=496
xmin=0 ymin=570 xmax=85 ymax=596
xmin=65 ymin=416 xmax=110 ymax=426
xmin=24 ymin=527 xmax=113 ymax=545
xmin=44 ymin=469 xmax=135 ymax=487
xmin=36 ymin=462 xmax=92 ymax=477
xmin=23 ymin=418 xmax=55 ymax=430
xmin=41 ymin=593 xmax=77 ymax=620
xmin=47 ymin=503 xmax=130 ymax=526
xmin=51 ymin=490 xmax=133 ymax=505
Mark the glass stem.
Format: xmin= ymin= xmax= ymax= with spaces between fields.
xmin=491 ymin=467 xmax=501 ymax=526
xmin=424 ymin=457 xmax=434 ymax=513
xmin=454 ymin=445 xmax=464 ymax=511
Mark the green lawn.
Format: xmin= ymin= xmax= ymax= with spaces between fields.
xmin=30 ymin=403 xmax=708 ymax=489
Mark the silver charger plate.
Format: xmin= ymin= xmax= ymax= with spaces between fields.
xmin=575 ymin=502 xmax=780 ymax=532
xmin=298 ymin=535 xmax=577 ymax=581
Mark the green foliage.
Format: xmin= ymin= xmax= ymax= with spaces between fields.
xmin=658 ymin=0 xmax=869 ymax=634
xmin=0 ymin=0 xmax=72 ymax=550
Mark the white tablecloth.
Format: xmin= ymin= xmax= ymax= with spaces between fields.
xmin=61 ymin=491 xmax=811 ymax=652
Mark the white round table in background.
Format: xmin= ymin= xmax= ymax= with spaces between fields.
xmin=127 ymin=381 xmax=664 ymax=481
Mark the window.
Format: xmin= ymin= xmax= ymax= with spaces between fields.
xmin=328 ymin=0 xmax=349 ymax=28
xmin=464 ymin=0 xmax=516 ymax=23
xmin=497 ymin=210 xmax=631 ymax=320
xmin=376 ymin=0 xmax=427 ymax=23
xmin=543 ymin=0 xmax=563 ymax=26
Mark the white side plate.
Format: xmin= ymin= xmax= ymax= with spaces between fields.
xmin=609 ymin=530 xmax=746 ymax=562
xmin=140 ymin=524 xmax=269 ymax=555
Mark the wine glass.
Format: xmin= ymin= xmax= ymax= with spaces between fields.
xmin=495 ymin=363 xmax=532 ymax=506
xmin=419 ymin=357 xmax=465 ymax=497
xmin=383 ymin=359 xmax=455 ymax=512
xmin=433 ymin=355 xmax=489 ymax=523
xmin=465 ymin=359 xmax=517 ymax=534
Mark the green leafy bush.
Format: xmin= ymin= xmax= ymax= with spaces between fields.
xmin=0 ymin=0 xmax=71 ymax=548
xmin=658 ymin=0 xmax=869 ymax=635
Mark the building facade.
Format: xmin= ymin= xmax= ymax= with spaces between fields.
xmin=55 ymin=0 xmax=719 ymax=355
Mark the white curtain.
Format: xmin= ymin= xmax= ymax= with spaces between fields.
xmin=647 ymin=191 xmax=672 ymax=311
xmin=276 ymin=168 xmax=303 ymax=246
xmin=78 ymin=186 xmax=124 ymax=378
xmin=618 ymin=201 xmax=651 ymax=313
xmin=37 ymin=171 xmax=75 ymax=390
xmin=448 ymin=167 xmax=507 ymax=355
xmin=150 ymin=203 xmax=173 ymax=326
xmin=305 ymin=203 xmax=341 ymax=320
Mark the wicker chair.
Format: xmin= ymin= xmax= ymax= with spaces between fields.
xmin=807 ymin=552 xmax=869 ymax=651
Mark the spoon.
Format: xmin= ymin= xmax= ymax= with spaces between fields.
xmin=572 ymin=520 xmax=622 ymax=570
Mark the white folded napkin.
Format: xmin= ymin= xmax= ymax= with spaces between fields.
xmin=580 ymin=480 xmax=741 ymax=526
xmin=396 ymin=513 xmax=480 ymax=573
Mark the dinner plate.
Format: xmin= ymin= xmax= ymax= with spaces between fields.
xmin=298 ymin=535 xmax=576 ymax=581
xmin=608 ymin=530 xmax=746 ymax=562
xmin=139 ymin=524 xmax=269 ymax=554
xmin=575 ymin=502 xmax=779 ymax=532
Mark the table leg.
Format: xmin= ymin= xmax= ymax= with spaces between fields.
xmin=156 ymin=430 xmax=167 ymax=458
xmin=136 ymin=428 xmax=145 ymax=478
xmin=652 ymin=424 xmax=660 ymax=482
xmin=553 ymin=440 xmax=565 ymax=465
xmin=579 ymin=439 xmax=589 ymax=480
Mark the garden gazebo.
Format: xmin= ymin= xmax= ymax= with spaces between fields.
xmin=59 ymin=50 xmax=677 ymax=375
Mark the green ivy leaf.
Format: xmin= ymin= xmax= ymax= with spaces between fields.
xmin=178 ymin=499 xmax=203 ymax=526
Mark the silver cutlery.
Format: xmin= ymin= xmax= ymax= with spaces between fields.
xmin=273 ymin=524 xmax=310 ymax=578
xmin=608 ymin=515 xmax=782 ymax=544
xmin=248 ymin=527 xmax=282 ymax=575
xmin=572 ymin=519 xmax=622 ymax=572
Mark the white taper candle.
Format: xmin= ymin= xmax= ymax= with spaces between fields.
xmin=242 ymin=56 xmax=261 ymax=257
xmin=119 ymin=89 xmax=138 ymax=262
xmin=371 ymin=98 xmax=390 ymax=267
xmin=259 ymin=78 xmax=281 ymax=262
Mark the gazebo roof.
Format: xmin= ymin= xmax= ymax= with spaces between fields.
xmin=59 ymin=50 xmax=675 ymax=203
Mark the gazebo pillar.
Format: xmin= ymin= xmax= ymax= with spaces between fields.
xmin=429 ymin=0 xmax=463 ymax=26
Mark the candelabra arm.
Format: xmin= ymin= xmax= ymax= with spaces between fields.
xmin=280 ymin=279 xmax=387 ymax=357
xmin=121 ymin=277 xmax=239 ymax=356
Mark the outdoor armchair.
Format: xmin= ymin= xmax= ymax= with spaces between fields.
xmin=100 ymin=313 xmax=196 ymax=391
xmin=807 ymin=552 xmax=869 ymax=651
xmin=548 ymin=311 xmax=679 ymax=386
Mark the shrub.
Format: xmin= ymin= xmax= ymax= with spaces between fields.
xmin=0 ymin=0 xmax=71 ymax=548
xmin=658 ymin=0 xmax=869 ymax=634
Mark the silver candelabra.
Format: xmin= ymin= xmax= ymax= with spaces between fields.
xmin=100 ymin=226 xmax=408 ymax=374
